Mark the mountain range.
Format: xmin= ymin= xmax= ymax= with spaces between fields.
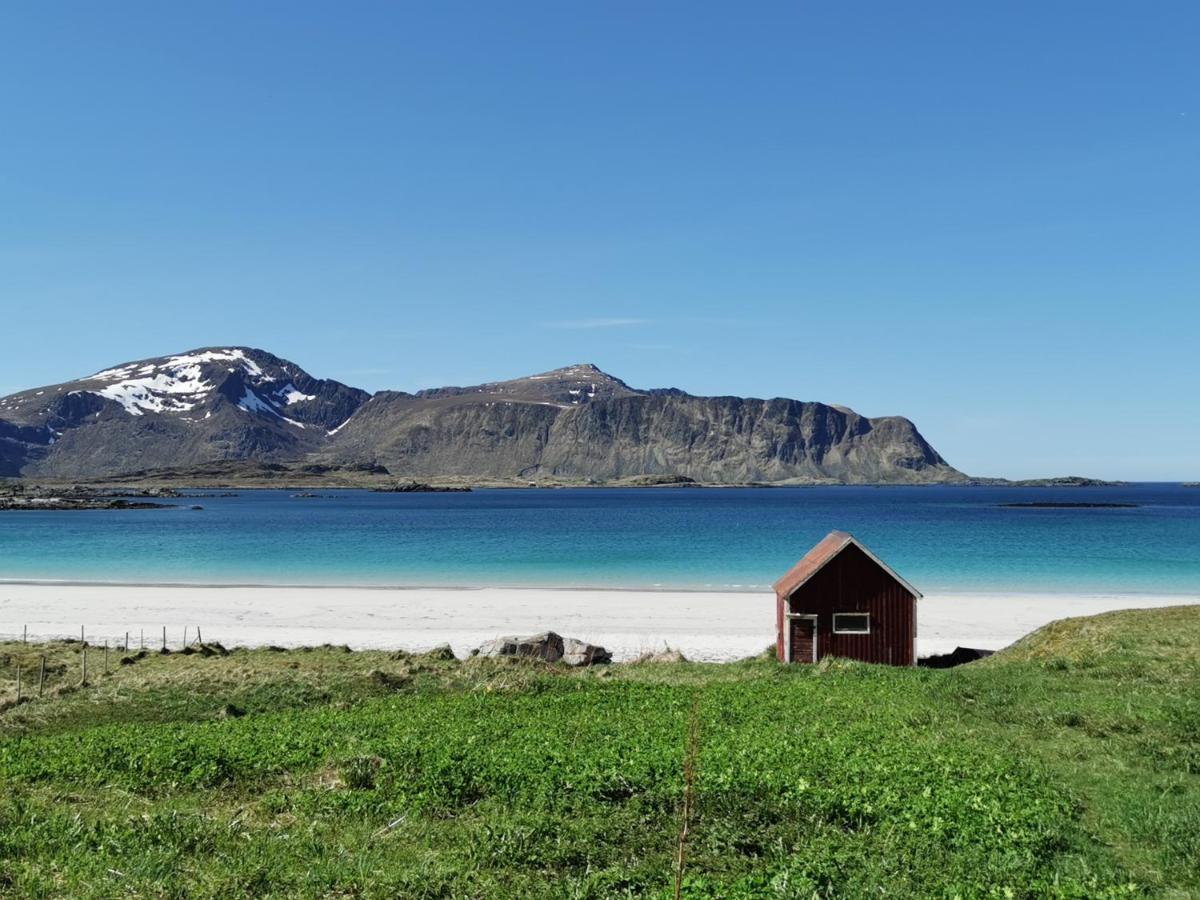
xmin=0 ymin=347 xmax=965 ymax=484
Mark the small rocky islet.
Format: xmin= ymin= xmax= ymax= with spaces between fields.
xmin=0 ymin=483 xmax=180 ymax=511
xmin=370 ymin=481 xmax=472 ymax=493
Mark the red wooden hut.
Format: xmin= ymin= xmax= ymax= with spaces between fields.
xmin=774 ymin=531 xmax=920 ymax=666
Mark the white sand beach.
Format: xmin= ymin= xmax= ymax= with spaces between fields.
xmin=1 ymin=582 xmax=1196 ymax=661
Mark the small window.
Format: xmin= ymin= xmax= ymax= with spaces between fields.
xmin=833 ymin=613 xmax=870 ymax=634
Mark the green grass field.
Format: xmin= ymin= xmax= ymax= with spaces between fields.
xmin=1 ymin=606 xmax=1197 ymax=898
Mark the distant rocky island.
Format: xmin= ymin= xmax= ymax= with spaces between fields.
xmin=371 ymin=482 xmax=472 ymax=493
xmin=1000 ymin=501 xmax=1138 ymax=509
xmin=0 ymin=483 xmax=180 ymax=511
xmin=0 ymin=346 xmax=966 ymax=486
xmin=968 ymin=475 xmax=1128 ymax=488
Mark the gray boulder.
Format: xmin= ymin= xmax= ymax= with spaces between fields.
xmin=475 ymin=631 xmax=564 ymax=662
xmin=473 ymin=631 xmax=611 ymax=666
xmin=562 ymin=637 xmax=612 ymax=666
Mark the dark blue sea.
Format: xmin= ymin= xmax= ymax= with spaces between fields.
xmin=1 ymin=485 xmax=1198 ymax=594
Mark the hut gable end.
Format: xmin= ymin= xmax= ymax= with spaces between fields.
xmin=774 ymin=531 xmax=920 ymax=667
xmin=773 ymin=531 xmax=921 ymax=601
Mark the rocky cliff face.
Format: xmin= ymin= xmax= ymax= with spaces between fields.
xmin=324 ymin=367 xmax=960 ymax=483
xmin=0 ymin=351 xmax=964 ymax=483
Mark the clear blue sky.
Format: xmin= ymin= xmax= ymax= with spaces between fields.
xmin=1 ymin=2 xmax=1196 ymax=480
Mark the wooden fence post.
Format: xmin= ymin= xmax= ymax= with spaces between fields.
xmin=81 ymin=644 xmax=88 ymax=685
xmin=183 ymin=626 xmax=188 ymax=649
xmin=125 ymin=631 xmax=129 ymax=653
xmin=22 ymin=624 xmax=27 ymax=644
xmin=80 ymin=625 xmax=85 ymax=646
xmin=197 ymin=626 xmax=202 ymax=645
xmin=162 ymin=627 xmax=166 ymax=652
xmin=38 ymin=655 xmax=46 ymax=698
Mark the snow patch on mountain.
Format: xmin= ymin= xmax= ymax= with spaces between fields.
xmin=237 ymin=388 xmax=305 ymax=428
xmin=164 ymin=349 xmax=262 ymax=377
xmin=327 ymin=415 xmax=355 ymax=436
xmin=275 ymin=383 xmax=316 ymax=405
xmin=93 ymin=373 xmax=210 ymax=416
xmin=88 ymin=349 xmax=259 ymax=384
xmin=80 ymin=349 xmax=271 ymax=417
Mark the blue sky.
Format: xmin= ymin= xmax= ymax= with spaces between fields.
xmin=1 ymin=2 xmax=1196 ymax=480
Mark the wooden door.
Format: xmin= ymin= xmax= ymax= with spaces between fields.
xmin=789 ymin=616 xmax=817 ymax=663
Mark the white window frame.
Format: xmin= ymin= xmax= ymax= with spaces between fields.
xmin=832 ymin=612 xmax=871 ymax=635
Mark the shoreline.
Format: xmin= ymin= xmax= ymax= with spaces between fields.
xmin=5 ymin=475 xmax=1160 ymax=490
xmin=2 ymin=578 xmax=1200 ymax=600
xmin=1 ymin=582 xmax=1196 ymax=662
xmin=4 ymin=576 xmax=1199 ymax=598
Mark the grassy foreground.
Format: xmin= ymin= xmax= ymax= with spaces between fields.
xmin=0 ymin=607 xmax=1197 ymax=898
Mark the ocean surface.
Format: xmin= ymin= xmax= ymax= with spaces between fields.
xmin=0 ymin=485 xmax=1198 ymax=594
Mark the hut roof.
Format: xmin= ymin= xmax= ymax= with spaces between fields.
xmin=772 ymin=530 xmax=923 ymax=600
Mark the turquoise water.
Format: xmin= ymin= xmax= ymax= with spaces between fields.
xmin=0 ymin=485 xmax=1198 ymax=594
